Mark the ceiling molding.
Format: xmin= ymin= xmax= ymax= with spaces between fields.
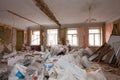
xmin=7 ymin=10 xmax=42 ymax=26
xmin=29 ymin=22 xmax=105 ymax=28
xmin=61 ymin=22 xmax=105 ymax=28
xmin=34 ymin=0 xmax=61 ymax=26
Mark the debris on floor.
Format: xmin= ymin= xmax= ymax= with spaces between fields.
xmin=0 ymin=44 xmax=119 ymax=80
xmin=2 ymin=45 xmax=106 ymax=80
xmin=90 ymin=35 xmax=120 ymax=68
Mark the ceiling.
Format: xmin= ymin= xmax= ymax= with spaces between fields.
xmin=0 ymin=0 xmax=120 ymax=29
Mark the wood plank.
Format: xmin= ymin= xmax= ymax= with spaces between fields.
xmin=34 ymin=0 xmax=61 ymax=26
xmin=104 ymin=49 xmax=115 ymax=63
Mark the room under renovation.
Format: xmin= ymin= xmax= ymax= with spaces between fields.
xmin=0 ymin=0 xmax=120 ymax=80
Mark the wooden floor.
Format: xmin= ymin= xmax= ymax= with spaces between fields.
xmin=104 ymin=71 xmax=120 ymax=80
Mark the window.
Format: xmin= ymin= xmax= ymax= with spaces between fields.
xmin=47 ymin=29 xmax=58 ymax=46
xmin=67 ymin=29 xmax=78 ymax=46
xmin=31 ymin=30 xmax=40 ymax=45
xmin=89 ymin=28 xmax=102 ymax=46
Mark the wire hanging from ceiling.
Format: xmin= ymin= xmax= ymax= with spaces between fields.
xmin=85 ymin=5 xmax=96 ymax=23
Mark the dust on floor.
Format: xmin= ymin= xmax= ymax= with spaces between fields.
xmin=100 ymin=63 xmax=120 ymax=80
xmin=0 ymin=62 xmax=120 ymax=80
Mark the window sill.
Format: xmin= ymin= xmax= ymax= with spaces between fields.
xmin=88 ymin=46 xmax=101 ymax=48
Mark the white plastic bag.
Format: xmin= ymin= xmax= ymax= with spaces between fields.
xmin=54 ymin=55 xmax=87 ymax=80
xmin=87 ymin=68 xmax=106 ymax=80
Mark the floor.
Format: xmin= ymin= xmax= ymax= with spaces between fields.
xmin=0 ymin=62 xmax=120 ymax=80
xmin=104 ymin=71 xmax=120 ymax=80
xmin=100 ymin=63 xmax=120 ymax=80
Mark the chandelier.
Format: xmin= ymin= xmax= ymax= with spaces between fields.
xmin=85 ymin=6 xmax=96 ymax=23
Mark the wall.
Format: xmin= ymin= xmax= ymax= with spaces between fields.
xmin=104 ymin=19 xmax=120 ymax=43
xmin=83 ymin=27 xmax=89 ymax=48
xmin=16 ymin=30 xmax=24 ymax=51
xmin=77 ymin=28 xmax=84 ymax=48
xmin=59 ymin=26 xmax=105 ymax=52
xmin=0 ymin=24 xmax=12 ymax=44
xmin=27 ymin=27 xmax=44 ymax=51
xmin=104 ymin=18 xmax=120 ymax=43
xmin=113 ymin=19 xmax=120 ymax=35
xmin=27 ymin=26 xmax=105 ymax=52
xmin=105 ymin=23 xmax=113 ymax=42
xmin=59 ymin=28 xmax=67 ymax=45
xmin=0 ymin=23 xmax=25 ymax=51
xmin=59 ymin=27 xmax=87 ymax=48
xmin=24 ymin=30 xmax=27 ymax=44
xmin=78 ymin=27 xmax=104 ymax=52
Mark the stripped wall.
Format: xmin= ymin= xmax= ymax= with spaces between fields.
xmin=0 ymin=23 xmax=24 ymax=51
xmin=0 ymin=24 xmax=12 ymax=44
xmin=104 ymin=19 xmax=120 ymax=43
xmin=113 ymin=19 xmax=120 ymax=35
xmin=77 ymin=27 xmax=84 ymax=48
xmin=105 ymin=23 xmax=113 ymax=42
xmin=16 ymin=30 xmax=24 ymax=51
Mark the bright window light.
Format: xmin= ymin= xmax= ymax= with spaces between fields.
xmin=47 ymin=29 xmax=58 ymax=46
xmin=67 ymin=29 xmax=78 ymax=46
xmin=89 ymin=28 xmax=102 ymax=46
xmin=31 ymin=30 xmax=40 ymax=45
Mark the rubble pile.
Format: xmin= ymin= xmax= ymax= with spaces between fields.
xmin=90 ymin=35 xmax=120 ymax=68
xmin=1 ymin=45 xmax=107 ymax=80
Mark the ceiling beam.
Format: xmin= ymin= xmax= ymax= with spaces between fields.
xmin=34 ymin=0 xmax=61 ymax=26
xmin=7 ymin=10 xmax=42 ymax=26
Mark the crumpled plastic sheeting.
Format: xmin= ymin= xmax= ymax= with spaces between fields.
xmin=8 ymin=55 xmax=25 ymax=66
xmin=56 ymin=62 xmax=87 ymax=80
xmin=50 ymin=45 xmax=68 ymax=56
xmin=48 ymin=54 xmax=87 ymax=80
xmin=87 ymin=68 xmax=106 ymax=80
xmin=48 ymin=52 xmax=106 ymax=80
xmin=8 ymin=52 xmax=45 ymax=80
xmin=8 ymin=48 xmax=106 ymax=80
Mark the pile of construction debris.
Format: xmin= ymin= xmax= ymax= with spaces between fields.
xmin=89 ymin=35 xmax=120 ymax=67
xmin=0 ymin=44 xmax=107 ymax=80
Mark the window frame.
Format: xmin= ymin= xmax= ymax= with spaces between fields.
xmin=47 ymin=29 xmax=58 ymax=46
xmin=30 ymin=30 xmax=40 ymax=46
xmin=88 ymin=27 xmax=102 ymax=47
xmin=67 ymin=28 xmax=78 ymax=46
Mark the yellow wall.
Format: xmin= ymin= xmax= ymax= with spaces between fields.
xmin=0 ymin=24 xmax=12 ymax=44
xmin=0 ymin=23 xmax=24 ymax=51
xmin=113 ymin=19 xmax=120 ymax=35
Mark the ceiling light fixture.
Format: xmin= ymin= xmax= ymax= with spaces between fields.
xmin=85 ymin=5 xmax=96 ymax=23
